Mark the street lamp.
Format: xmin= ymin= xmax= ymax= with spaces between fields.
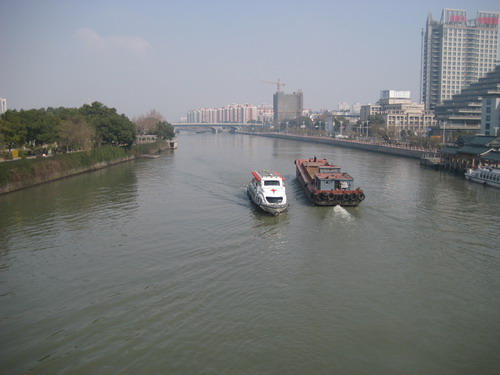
xmin=441 ymin=121 xmax=446 ymax=145
xmin=443 ymin=121 xmax=445 ymax=143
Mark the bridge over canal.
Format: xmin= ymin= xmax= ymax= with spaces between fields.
xmin=172 ymin=122 xmax=263 ymax=133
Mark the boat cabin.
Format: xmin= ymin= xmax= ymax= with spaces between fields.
xmin=318 ymin=165 xmax=341 ymax=174
xmin=251 ymin=170 xmax=284 ymax=187
xmin=314 ymin=172 xmax=354 ymax=191
xmin=477 ymin=169 xmax=500 ymax=182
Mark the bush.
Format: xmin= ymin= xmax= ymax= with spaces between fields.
xmin=131 ymin=140 xmax=166 ymax=155
xmin=0 ymin=146 xmax=132 ymax=186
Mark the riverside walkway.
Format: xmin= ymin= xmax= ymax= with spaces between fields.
xmin=238 ymin=131 xmax=438 ymax=160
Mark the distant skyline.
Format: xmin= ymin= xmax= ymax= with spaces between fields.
xmin=1 ymin=0 xmax=499 ymax=122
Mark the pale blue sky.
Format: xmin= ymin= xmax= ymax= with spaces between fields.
xmin=1 ymin=0 xmax=499 ymax=121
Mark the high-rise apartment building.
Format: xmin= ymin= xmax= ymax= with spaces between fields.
xmin=273 ymin=90 xmax=303 ymax=124
xmin=422 ymin=9 xmax=499 ymax=111
xmin=0 ymin=98 xmax=7 ymax=114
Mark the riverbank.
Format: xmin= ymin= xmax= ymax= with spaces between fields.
xmin=0 ymin=140 xmax=174 ymax=195
xmin=237 ymin=131 xmax=437 ymax=159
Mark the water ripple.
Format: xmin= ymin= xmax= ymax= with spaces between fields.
xmin=1 ymin=134 xmax=499 ymax=374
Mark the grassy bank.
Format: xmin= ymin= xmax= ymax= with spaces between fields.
xmin=0 ymin=140 xmax=174 ymax=194
xmin=0 ymin=146 xmax=133 ymax=193
xmin=132 ymin=139 xmax=171 ymax=155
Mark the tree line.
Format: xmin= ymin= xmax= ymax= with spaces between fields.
xmin=0 ymin=102 xmax=174 ymax=154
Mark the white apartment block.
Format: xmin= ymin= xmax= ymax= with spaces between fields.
xmin=337 ymin=102 xmax=350 ymax=113
xmin=0 ymin=98 xmax=7 ymax=114
xmin=187 ymin=104 xmax=272 ymax=124
xmin=351 ymin=103 xmax=361 ymax=115
xmin=422 ymin=9 xmax=499 ymax=110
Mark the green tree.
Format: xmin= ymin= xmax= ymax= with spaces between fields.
xmin=0 ymin=110 xmax=28 ymax=151
xmin=153 ymin=121 xmax=175 ymax=139
xmin=79 ymin=102 xmax=136 ymax=147
xmin=367 ymin=115 xmax=387 ymax=139
xmin=49 ymin=106 xmax=82 ymax=120
xmin=59 ymin=117 xmax=97 ymax=151
xmin=0 ymin=117 xmax=27 ymax=151
xmin=333 ymin=116 xmax=348 ymax=133
xmin=286 ymin=116 xmax=313 ymax=129
xmin=368 ymin=114 xmax=385 ymax=125
xmin=23 ymin=109 xmax=60 ymax=147
xmin=1 ymin=109 xmax=59 ymax=149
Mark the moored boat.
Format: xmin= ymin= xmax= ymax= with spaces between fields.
xmin=168 ymin=138 xmax=178 ymax=149
xmin=295 ymin=157 xmax=365 ymax=206
xmin=139 ymin=154 xmax=160 ymax=159
xmin=464 ymin=167 xmax=500 ymax=188
xmin=247 ymin=170 xmax=288 ymax=215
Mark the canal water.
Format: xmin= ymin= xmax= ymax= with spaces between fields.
xmin=1 ymin=132 xmax=499 ymax=374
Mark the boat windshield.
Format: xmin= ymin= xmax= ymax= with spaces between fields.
xmin=264 ymin=180 xmax=281 ymax=186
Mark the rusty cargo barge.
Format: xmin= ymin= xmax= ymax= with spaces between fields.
xmin=295 ymin=157 xmax=365 ymax=206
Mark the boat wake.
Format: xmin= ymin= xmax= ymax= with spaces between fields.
xmin=332 ymin=204 xmax=353 ymax=218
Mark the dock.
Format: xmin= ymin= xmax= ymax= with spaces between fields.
xmin=419 ymin=153 xmax=441 ymax=169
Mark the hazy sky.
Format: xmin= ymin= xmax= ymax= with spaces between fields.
xmin=1 ymin=0 xmax=499 ymax=122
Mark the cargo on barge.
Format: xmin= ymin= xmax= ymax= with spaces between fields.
xmin=295 ymin=157 xmax=365 ymax=206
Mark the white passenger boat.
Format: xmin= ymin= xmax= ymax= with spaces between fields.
xmin=247 ymin=170 xmax=288 ymax=215
xmin=464 ymin=167 xmax=500 ymax=189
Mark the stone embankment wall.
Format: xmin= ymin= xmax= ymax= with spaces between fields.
xmin=0 ymin=140 xmax=176 ymax=195
xmin=0 ymin=156 xmax=135 ymax=195
xmin=241 ymin=132 xmax=430 ymax=159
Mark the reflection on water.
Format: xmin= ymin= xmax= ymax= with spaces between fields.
xmin=0 ymin=163 xmax=139 ymax=260
xmin=1 ymin=133 xmax=499 ymax=375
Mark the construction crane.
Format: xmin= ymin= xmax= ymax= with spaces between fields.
xmin=262 ymin=79 xmax=285 ymax=92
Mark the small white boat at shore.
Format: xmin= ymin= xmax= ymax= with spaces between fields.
xmin=465 ymin=167 xmax=500 ymax=189
xmin=168 ymin=139 xmax=178 ymax=149
xmin=139 ymin=154 xmax=160 ymax=159
xmin=247 ymin=170 xmax=288 ymax=215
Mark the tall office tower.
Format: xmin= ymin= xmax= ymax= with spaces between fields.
xmin=0 ymin=98 xmax=7 ymax=114
xmin=422 ymin=9 xmax=499 ymax=111
xmin=273 ymin=90 xmax=303 ymax=124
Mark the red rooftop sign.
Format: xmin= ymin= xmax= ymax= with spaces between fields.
xmin=477 ymin=16 xmax=499 ymax=25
